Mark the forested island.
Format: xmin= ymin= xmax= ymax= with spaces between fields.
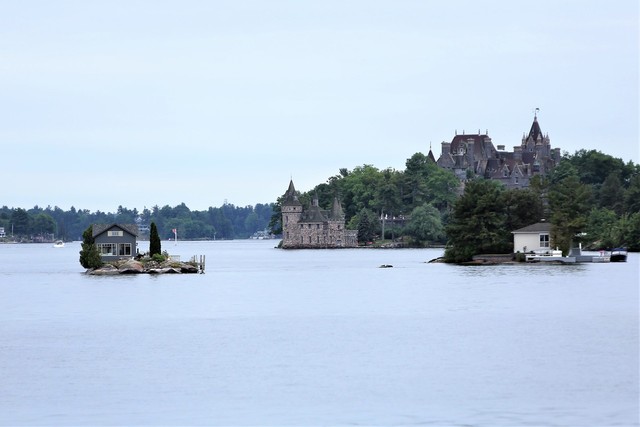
xmin=270 ymin=148 xmax=639 ymax=260
xmin=1 ymin=149 xmax=638 ymax=262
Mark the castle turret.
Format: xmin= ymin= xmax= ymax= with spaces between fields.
xmin=281 ymin=180 xmax=303 ymax=248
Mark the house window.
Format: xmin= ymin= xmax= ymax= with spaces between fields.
xmin=97 ymin=243 xmax=117 ymax=256
xmin=540 ymin=233 xmax=550 ymax=248
xmin=118 ymin=243 xmax=132 ymax=256
xmin=108 ymin=230 xmax=123 ymax=237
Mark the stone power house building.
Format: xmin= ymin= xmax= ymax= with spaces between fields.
xmin=436 ymin=114 xmax=561 ymax=188
xmin=281 ymin=180 xmax=358 ymax=249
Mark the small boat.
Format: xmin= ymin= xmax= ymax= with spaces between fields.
xmin=610 ymin=247 xmax=627 ymax=262
xmin=53 ymin=240 xmax=65 ymax=248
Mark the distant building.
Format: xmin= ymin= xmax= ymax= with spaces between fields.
xmin=436 ymin=114 xmax=561 ymax=188
xmin=0 ymin=227 xmax=5 ymax=238
xmin=281 ymin=180 xmax=358 ymax=249
xmin=93 ymin=223 xmax=139 ymax=261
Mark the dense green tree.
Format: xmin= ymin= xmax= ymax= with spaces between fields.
xmin=79 ymin=225 xmax=102 ymax=269
xmin=11 ymin=208 xmax=30 ymax=235
xmin=149 ymin=222 xmax=161 ymax=256
xmin=349 ymin=208 xmax=378 ymax=244
xmin=565 ymin=149 xmax=629 ymax=185
xmin=404 ymin=152 xmax=432 ymax=207
xmin=503 ymin=188 xmax=545 ymax=233
xmin=620 ymin=213 xmax=640 ymax=251
xmin=548 ymin=174 xmax=592 ymax=254
xmin=444 ymin=179 xmax=510 ymax=262
xmin=624 ymin=174 xmax=640 ymax=214
xmin=599 ymin=172 xmax=624 ymax=215
xmin=404 ymin=203 xmax=444 ymax=246
xmin=586 ymin=208 xmax=619 ymax=248
xmin=31 ymin=213 xmax=56 ymax=235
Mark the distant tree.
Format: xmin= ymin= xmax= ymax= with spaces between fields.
xmin=79 ymin=225 xmax=102 ymax=269
xmin=444 ymin=179 xmax=510 ymax=262
xmin=586 ymin=208 xmax=619 ymax=248
xmin=621 ymin=213 xmax=640 ymax=251
xmin=624 ymin=174 xmax=640 ymax=214
xmin=350 ymin=208 xmax=378 ymax=244
xmin=503 ymin=188 xmax=544 ymax=233
xmin=599 ymin=172 xmax=624 ymax=215
xmin=11 ymin=208 xmax=30 ymax=236
xmin=549 ymin=174 xmax=592 ymax=255
xmin=149 ymin=222 xmax=161 ymax=256
xmin=30 ymin=213 xmax=56 ymax=236
xmin=404 ymin=203 xmax=444 ymax=246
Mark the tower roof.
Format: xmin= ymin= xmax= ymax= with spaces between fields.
xmin=330 ymin=197 xmax=345 ymax=220
xmin=528 ymin=115 xmax=543 ymax=142
xmin=282 ymin=179 xmax=302 ymax=206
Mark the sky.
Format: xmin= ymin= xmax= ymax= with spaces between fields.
xmin=1 ymin=0 xmax=638 ymax=213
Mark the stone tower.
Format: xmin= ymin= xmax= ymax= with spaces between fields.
xmin=281 ymin=180 xmax=303 ymax=248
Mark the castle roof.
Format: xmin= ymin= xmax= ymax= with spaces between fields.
xmin=329 ymin=197 xmax=345 ymax=220
xmin=527 ymin=115 xmax=543 ymax=142
xmin=301 ymin=204 xmax=328 ymax=222
xmin=449 ymin=133 xmax=496 ymax=161
xmin=427 ymin=148 xmax=436 ymax=163
xmin=282 ymin=179 xmax=302 ymax=206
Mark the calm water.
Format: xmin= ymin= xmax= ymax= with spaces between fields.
xmin=0 ymin=240 xmax=638 ymax=426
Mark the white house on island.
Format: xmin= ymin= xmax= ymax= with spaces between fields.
xmin=512 ymin=221 xmax=552 ymax=253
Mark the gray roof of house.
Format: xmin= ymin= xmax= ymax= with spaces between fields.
xmin=93 ymin=223 xmax=139 ymax=238
xmin=512 ymin=222 xmax=551 ymax=234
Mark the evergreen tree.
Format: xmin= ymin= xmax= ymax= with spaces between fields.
xmin=79 ymin=225 xmax=102 ymax=269
xmin=444 ymin=179 xmax=510 ymax=262
xmin=548 ymin=174 xmax=592 ymax=255
xmin=149 ymin=222 xmax=161 ymax=256
xmin=352 ymin=208 xmax=378 ymax=243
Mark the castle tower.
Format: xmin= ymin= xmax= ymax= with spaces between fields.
xmin=281 ymin=180 xmax=303 ymax=248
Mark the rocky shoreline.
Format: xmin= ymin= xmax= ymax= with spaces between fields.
xmin=86 ymin=259 xmax=201 ymax=275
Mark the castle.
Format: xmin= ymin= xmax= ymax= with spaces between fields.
xmin=281 ymin=180 xmax=358 ymax=249
xmin=435 ymin=114 xmax=561 ymax=188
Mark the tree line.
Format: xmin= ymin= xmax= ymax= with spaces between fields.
xmin=0 ymin=202 xmax=275 ymax=242
xmin=2 ymin=148 xmax=638 ymax=258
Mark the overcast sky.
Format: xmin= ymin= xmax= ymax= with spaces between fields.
xmin=1 ymin=0 xmax=638 ymax=212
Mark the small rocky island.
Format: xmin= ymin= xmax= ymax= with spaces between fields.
xmin=81 ymin=223 xmax=204 ymax=275
xmin=87 ymin=257 xmax=202 ymax=275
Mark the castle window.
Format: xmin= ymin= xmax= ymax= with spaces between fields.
xmin=317 ymin=224 xmax=320 ymax=229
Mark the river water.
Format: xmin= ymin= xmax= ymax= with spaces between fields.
xmin=0 ymin=240 xmax=638 ymax=426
